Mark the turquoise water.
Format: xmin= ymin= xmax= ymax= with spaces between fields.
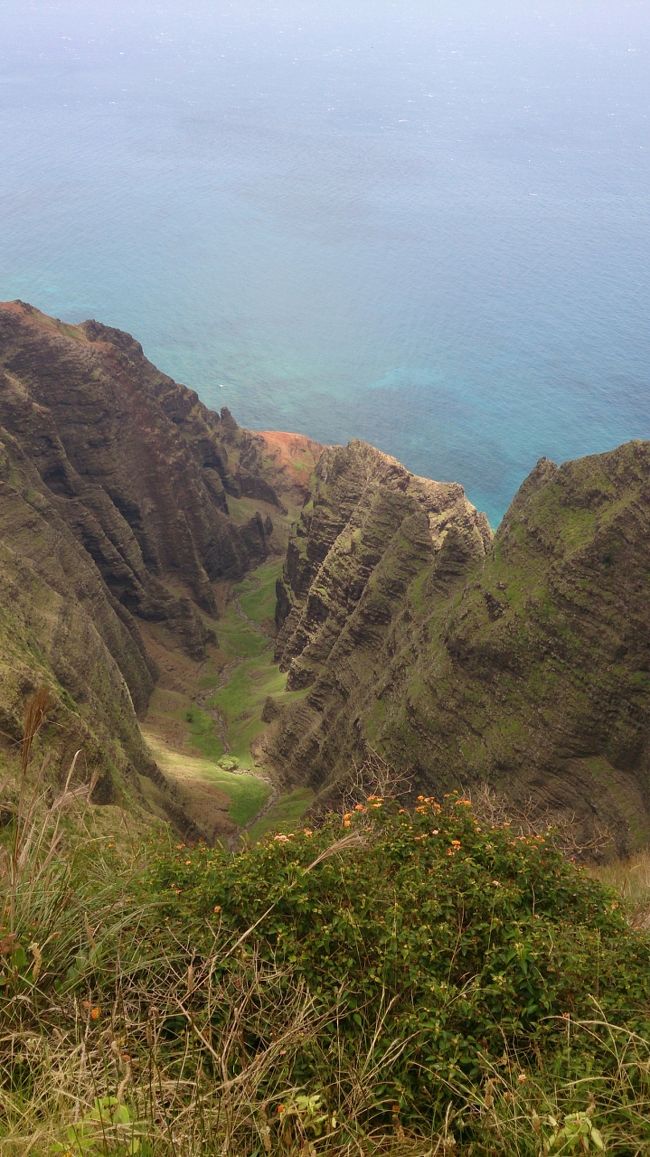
xmin=2 ymin=0 xmax=649 ymax=525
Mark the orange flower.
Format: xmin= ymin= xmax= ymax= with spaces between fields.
xmin=213 ymin=905 xmax=222 ymax=914
xmin=354 ymin=803 xmax=366 ymax=812
xmin=416 ymin=796 xmax=441 ymax=813
xmin=90 ymin=1007 xmax=101 ymax=1021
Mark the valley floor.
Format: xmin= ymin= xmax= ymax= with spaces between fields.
xmin=140 ymin=556 xmax=313 ymax=844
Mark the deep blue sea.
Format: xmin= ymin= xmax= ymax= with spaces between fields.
xmin=2 ymin=0 xmax=650 ymax=525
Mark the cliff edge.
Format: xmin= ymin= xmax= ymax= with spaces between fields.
xmin=268 ymin=440 xmax=650 ymax=851
xmin=0 ymin=301 xmax=316 ymax=822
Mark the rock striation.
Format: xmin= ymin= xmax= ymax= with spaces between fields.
xmin=275 ymin=439 xmax=491 ymax=679
xmin=0 ymin=303 xmax=276 ymax=642
xmin=0 ymin=301 xmax=309 ymax=817
xmin=2 ymin=301 xmax=649 ymax=850
xmin=269 ymin=440 xmax=650 ymax=850
xmin=267 ymin=438 xmax=491 ymax=786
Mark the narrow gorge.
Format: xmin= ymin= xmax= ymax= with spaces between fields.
xmin=1 ymin=301 xmax=649 ymax=852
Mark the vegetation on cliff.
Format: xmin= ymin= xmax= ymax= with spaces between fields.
xmin=2 ymin=301 xmax=649 ymax=851
xmin=1 ymin=305 xmax=650 ymax=1154
xmin=270 ymin=440 xmax=650 ymax=851
xmin=0 ymin=300 xmax=320 ymax=838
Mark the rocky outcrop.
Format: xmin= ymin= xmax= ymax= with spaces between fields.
xmin=0 ymin=301 xmax=314 ymax=818
xmin=0 ymin=304 xmax=278 ymax=643
xmin=275 ymin=440 xmax=491 ymax=682
xmin=254 ymin=430 xmax=325 ymax=507
xmin=269 ymin=440 xmax=650 ymax=851
xmin=267 ymin=439 xmax=491 ymax=780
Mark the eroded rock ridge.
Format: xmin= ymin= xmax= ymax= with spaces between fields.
xmin=0 ymin=301 xmax=304 ymax=819
xmin=268 ymin=440 xmax=650 ymax=850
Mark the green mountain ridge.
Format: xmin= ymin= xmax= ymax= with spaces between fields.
xmin=1 ymin=303 xmax=650 ymax=1155
xmin=270 ymin=441 xmax=650 ymax=851
xmin=0 ymin=301 xmax=649 ymax=853
xmin=0 ymin=301 xmax=317 ymax=836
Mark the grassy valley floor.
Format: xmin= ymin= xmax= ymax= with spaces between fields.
xmin=140 ymin=555 xmax=312 ymax=844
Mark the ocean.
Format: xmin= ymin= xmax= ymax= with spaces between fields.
xmin=2 ymin=0 xmax=649 ymax=526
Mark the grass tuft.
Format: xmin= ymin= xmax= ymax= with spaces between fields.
xmin=2 ymin=762 xmax=649 ymax=1155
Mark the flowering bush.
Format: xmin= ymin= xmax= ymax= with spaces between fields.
xmin=143 ymin=793 xmax=650 ymax=1134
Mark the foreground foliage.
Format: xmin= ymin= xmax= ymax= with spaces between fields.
xmin=1 ymin=784 xmax=649 ymax=1154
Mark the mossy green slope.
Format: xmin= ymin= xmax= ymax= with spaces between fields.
xmin=271 ymin=441 xmax=650 ymax=850
xmin=0 ymin=433 xmax=159 ymax=806
xmin=0 ymin=302 xmax=319 ymax=836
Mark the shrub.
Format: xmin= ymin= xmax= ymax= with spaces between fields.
xmin=141 ymin=794 xmax=650 ymax=1142
xmin=3 ymin=786 xmax=649 ymax=1153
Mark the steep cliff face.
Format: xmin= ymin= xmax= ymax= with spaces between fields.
xmin=268 ymin=438 xmax=492 ymax=773
xmin=0 ymin=430 xmax=158 ymax=806
xmin=0 ymin=301 xmax=312 ymax=821
xmin=3 ymin=301 xmax=649 ymax=850
xmin=409 ymin=441 xmax=650 ymax=847
xmin=269 ymin=440 xmax=650 ymax=851
xmin=0 ymin=303 xmax=278 ymax=645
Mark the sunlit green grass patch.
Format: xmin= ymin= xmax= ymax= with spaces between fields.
xmin=238 ymin=559 xmax=282 ymax=626
xmin=213 ymin=772 xmax=270 ymax=827
xmin=209 ymin=659 xmax=299 ymax=765
xmin=217 ymin=614 xmax=269 ymax=660
xmin=142 ymin=559 xmax=305 ymax=829
xmin=183 ymin=706 xmax=225 ymax=762
xmin=144 ymin=729 xmax=269 ymax=826
xmin=246 ymin=786 xmax=315 ymax=842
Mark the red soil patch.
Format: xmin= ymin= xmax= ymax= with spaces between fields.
xmin=257 ymin=430 xmax=325 ymax=491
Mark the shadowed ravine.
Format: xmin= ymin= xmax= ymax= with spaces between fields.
xmin=1 ymin=301 xmax=649 ymax=854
